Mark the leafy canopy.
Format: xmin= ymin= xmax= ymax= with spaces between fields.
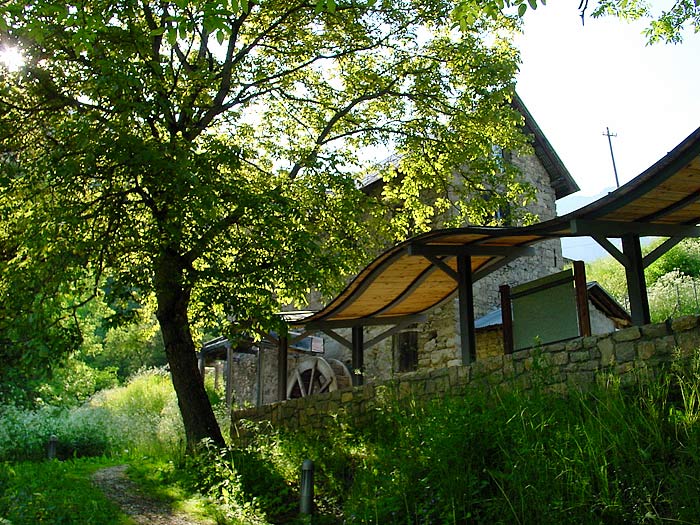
xmin=455 ymin=0 xmax=700 ymax=44
xmin=0 ymin=0 xmax=528 ymax=335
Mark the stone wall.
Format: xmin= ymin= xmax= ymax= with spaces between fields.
xmin=231 ymin=315 xmax=700 ymax=435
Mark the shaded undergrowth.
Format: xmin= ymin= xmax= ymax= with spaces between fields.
xmin=207 ymin=353 xmax=700 ymax=524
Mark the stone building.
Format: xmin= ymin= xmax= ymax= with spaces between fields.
xmin=206 ymin=95 xmax=601 ymax=407
xmin=320 ymin=95 xmax=580 ymax=382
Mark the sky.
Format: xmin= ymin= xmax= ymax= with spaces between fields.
xmin=515 ymin=1 xmax=700 ymax=261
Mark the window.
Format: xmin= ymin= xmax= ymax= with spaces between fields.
xmin=395 ymin=329 xmax=418 ymax=372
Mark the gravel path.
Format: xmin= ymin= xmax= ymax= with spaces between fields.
xmin=92 ymin=465 xmax=212 ymax=525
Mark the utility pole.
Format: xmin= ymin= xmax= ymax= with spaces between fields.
xmin=603 ymin=127 xmax=620 ymax=188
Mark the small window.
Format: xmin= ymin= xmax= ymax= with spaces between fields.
xmin=396 ymin=329 xmax=418 ymax=372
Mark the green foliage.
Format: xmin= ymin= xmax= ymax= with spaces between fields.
xmin=592 ymin=0 xmax=700 ymax=44
xmin=33 ymin=358 xmax=120 ymax=407
xmin=0 ymin=369 xmax=192 ymax=461
xmin=221 ymin=355 xmax=700 ymax=524
xmin=0 ymin=0 xmax=532 ymax=445
xmin=647 ymin=270 xmax=700 ymax=322
xmin=586 ymin=238 xmax=700 ymax=322
xmin=0 ymin=458 xmax=133 ymax=525
xmin=645 ymin=238 xmax=700 ymax=285
xmin=584 ymin=255 xmax=628 ymax=304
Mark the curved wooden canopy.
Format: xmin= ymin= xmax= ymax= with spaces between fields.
xmin=299 ymin=126 xmax=700 ymax=330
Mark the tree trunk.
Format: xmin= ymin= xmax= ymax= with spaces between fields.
xmin=154 ymin=251 xmax=225 ymax=450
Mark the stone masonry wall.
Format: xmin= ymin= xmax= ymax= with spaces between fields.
xmin=231 ymin=315 xmax=700 ymax=435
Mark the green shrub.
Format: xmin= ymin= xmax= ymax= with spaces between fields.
xmin=0 ymin=368 xmax=189 ymax=460
xmin=648 ymin=270 xmax=700 ymax=322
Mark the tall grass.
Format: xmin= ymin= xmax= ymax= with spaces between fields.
xmin=0 ymin=458 xmax=133 ymax=525
xmin=208 ymin=350 xmax=700 ymax=524
xmin=0 ymin=368 xmax=187 ymax=460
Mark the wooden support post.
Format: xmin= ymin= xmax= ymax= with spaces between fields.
xmin=278 ymin=335 xmax=288 ymax=402
xmin=351 ymin=326 xmax=364 ymax=386
xmin=573 ymin=260 xmax=592 ymax=337
xmin=256 ymin=347 xmax=264 ymax=407
xmin=499 ymin=284 xmax=513 ymax=355
xmin=198 ymin=353 xmax=206 ymax=379
xmin=225 ymin=344 xmax=234 ymax=410
xmin=214 ymin=361 xmax=221 ymax=391
xmin=622 ymin=234 xmax=651 ymax=325
xmin=457 ymin=255 xmax=476 ymax=364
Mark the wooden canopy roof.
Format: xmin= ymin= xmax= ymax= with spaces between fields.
xmin=299 ymin=125 xmax=700 ymax=331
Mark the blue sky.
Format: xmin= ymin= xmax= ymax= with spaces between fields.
xmin=515 ymin=1 xmax=700 ymax=260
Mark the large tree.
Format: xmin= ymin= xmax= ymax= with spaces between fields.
xmin=0 ymin=0 xmax=530 ymax=448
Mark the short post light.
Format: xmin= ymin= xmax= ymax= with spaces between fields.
xmin=47 ymin=435 xmax=58 ymax=460
xmin=300 ymin=459 xmax=314 ymax=515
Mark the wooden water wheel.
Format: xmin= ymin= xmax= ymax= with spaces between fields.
xmin=287 ymin=357 xmax=353 ymax=399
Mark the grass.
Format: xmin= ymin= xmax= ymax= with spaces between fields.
xmin=0 ymin=457 xmax=135 ymax=525
xmin=2 ymin=355 xmax=700 ymax=524
xmin=216 ymin=351 xmax=700 ymax=524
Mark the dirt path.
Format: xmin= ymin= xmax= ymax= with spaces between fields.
xmin=92 ymin=465 xmax=213 ymax=525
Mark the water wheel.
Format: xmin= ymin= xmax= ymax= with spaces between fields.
xmin=287 ymin=357 xmax=353 ymax=399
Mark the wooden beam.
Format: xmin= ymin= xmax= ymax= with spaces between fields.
xmin=622 ymin=234 xmax=650 ymax=325
xmin=277 ymin=335 xmax=288 ymax=402
xmin=423 ymin=254 xmax=459 ymax=282
xmin=643 ymin=236 xmax=684 ymax=268
xmin=364 ymin=317 xmax=421 ymax=349
xmin=472 ymin=246 xmax=536 ymax=280
xmin=410 ymin=243 xmax=535 ymax=258
xmin=457 ymin=255 xmax=476 ymax=365
xmin=571 ymin=218 xmax=700 ymax=238
xmin=638 ymin=188 xmax=700 ymax=222
xmin=351 ymin=326 xmax=364 ymax=386
xmin=573 ymin=260 xmax=591 ymax=337
xmin=225 ymin=344 xmax=234 ymax=410
xmin=592 ymin=236 xmax=629 ymax=266
xmin=305 ymin=313 xmax=427 ymax=330
xmin=323 ymin=329 xmax=352 ymax=350
xmin=256 ymin=347 xmax=263 ymax=407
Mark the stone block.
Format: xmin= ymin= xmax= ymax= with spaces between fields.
xmin=616 ymin=342 xmax=636 ymax=363
xmin=671 ymin=315 xmax=699 ymax=332
xmin=565 ymin=339 xmax=583 ymax=353
xmin=578 ymin=359 xmax=601 ymax=371
xmin=583 ymin=336 xmax=600 ymax=349
xmin=637 ymin=341 xmax=655 ymax=360
xmin=511 ymin=349 xmax=530 ymax=361
xmin=654 ymin=336 xmax=677 ymax=356
xmin=545 ymin=382 xmax=568 ymax=396
xmin=487 ymin=370 xmax=504 ymax=385
xmin=598 ymin=337 xmax=615 ymax=366
xmin=675 ymin=331 xmax=700 ymax=357
xmin=569 ymin=350 xmax=590 ymax=363
xmin=612 ymin=327 xmax=641 ymax=342
xmin=567 ymin=370 xmax=595 ymax=387
xmin=615 ymin=361 xmax=634 ymax=375
xmin=546 ymin=342 xmax=567 ymax=353
xmin=340 ymin=391 xmax=354 ymax=403
xmin=641 ymin=322 xmax=669 ymax=338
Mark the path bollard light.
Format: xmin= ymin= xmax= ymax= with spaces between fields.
xmin=47 ymin=435 xmax=58 ymax=460
xmin=300 ymin=459 xmax=314 ymax=515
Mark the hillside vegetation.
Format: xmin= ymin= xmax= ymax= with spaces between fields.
xmin=586 ymin=238 xmax=700 ymax=322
